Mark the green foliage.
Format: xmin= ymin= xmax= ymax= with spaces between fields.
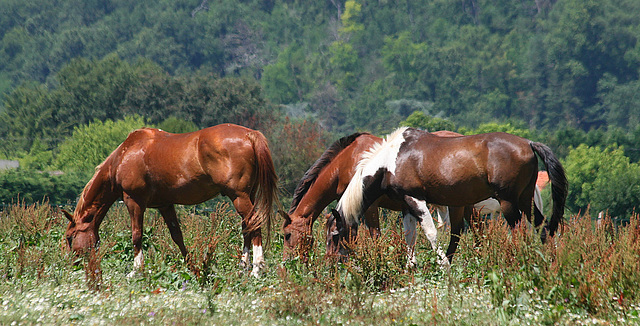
xmin=55 ymin=116 xmax=149 ymax=173
xmin=2 ymin=202 xmax=640 ymax=324
xmin=0 ymin=169 xmax=85 ymax=205
xmin=400 ymin=110 xmax=455 ymax=132
xmin=157 ymin=117 xmax=198 ymax=134
xmin=266 ymin=118 xmax=330 ymax=201
xmin=564 ymin=144 xmax=640 ymax=217
xmin=262 ymin=43 xmax=309 ymax=104
xmin=16 ymin=139 xmax=53 ymax=171
xmin=0 ymin=0 xmax=639 ymax=136
xmin=459 ymin=122 xmax=532 ymax=139
xmin=1 ymin=0 xmax=640 ymax=222
xmin=340 ymin=1 xmax=364 ymax=36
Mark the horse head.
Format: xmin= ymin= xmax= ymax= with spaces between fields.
xmin=327 ymin=209 xmax=350 ymax=258
xmin=62 ymin=209 xmax=99 ymax=258
xmin=280 ymin=210 xmax=314 ymax=261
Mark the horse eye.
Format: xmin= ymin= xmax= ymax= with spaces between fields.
xmin=67 ymin=236 xmax=73 ymax=248
xmin=284 ymin=233 xmax=291 ymax=242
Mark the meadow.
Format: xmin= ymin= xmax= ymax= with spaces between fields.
xmin=1 ymin=200 xmax=639 ymax=325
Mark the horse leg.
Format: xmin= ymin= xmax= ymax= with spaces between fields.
xmin=432 ymin=205 xmax=449 ymax=229
xmin=402 ymin=210 xmax=418 ymax=268
xmin=158 ymin=205 xmax=188 ymax=258
xmin=123 ymin=196 xmax=146 ymax=277
xmin=404 ymin=196 xmax=449 ymax=267
xmin=363 ymin=204 xmax=381 ymax=239
xmin=445 ymin=206 xmax=466 ymax=262
xmin=232 ymin=194 xmax=264 ymax=277
xmin=519 ymin=185 xmax=546 ymax=240
xmin=499 ymin=198 xmax=521 ymax=229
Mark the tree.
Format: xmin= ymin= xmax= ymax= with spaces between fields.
xmin=400 ymin=111 xmax=455 ymax=132
xmin=266 ymin=118 xmax=330 ymax=202
xmin=261 ymin=43 xmax=308 ymax=104
xmin=55 ymin=116 xmax=149 ymax=173
xmin=563 ymin=144 xmax=640 ymax=218
xmin=459 ymin=122 xmax=532 ymax=139
xmin=157 ymin=117 xmax=199 ymax=134
xmin=0 ymin=169 xmax=85 ymax=205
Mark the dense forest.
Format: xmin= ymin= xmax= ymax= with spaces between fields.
xmin=1 ymin=0 xmax=640 ymax=218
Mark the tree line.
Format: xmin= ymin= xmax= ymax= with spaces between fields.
xmin=1 ymin=0 xmax=640 ymax=218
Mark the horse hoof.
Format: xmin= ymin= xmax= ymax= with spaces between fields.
xmin=250 ymin=265 xmax=264 ymax=278
xmin=126 ymin=270 xmax=141 ymax=278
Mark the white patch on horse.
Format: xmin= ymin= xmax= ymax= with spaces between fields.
xmin=405 ymin=196 xmax=449 ymax=267
xmin=240 ymin=245 xmax=250 ymax=269
xmin=475 ymin=198 xmax=502 ymax=216
xmin=133 ymin=250 xmax=144 ymax=269
xmin=473 ymin=185 xmax=543 ymax=218
xmin=431 ymin=204 xmax=449 ymax=229
xmin=127 ymin=250 xmax=144 ymax=278
xmin=251 ymin=244 xmax=264 ymax=278
xmin=338 ymin=127 xmax=409 ymax=225
xmin=359 ymin=126 xmax=408 ymax=177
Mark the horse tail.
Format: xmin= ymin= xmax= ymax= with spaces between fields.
xmin=246 ymin=130 xmax=280 ymax=246
xmin=530 ymin=142 xmax=568 ymax=237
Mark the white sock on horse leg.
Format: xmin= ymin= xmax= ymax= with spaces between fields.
xmin=402 ymin=214 xmax=418 ymax=267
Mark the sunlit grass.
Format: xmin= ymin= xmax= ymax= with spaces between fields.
xmin=1 ymin=202 xmax=639 ymax=325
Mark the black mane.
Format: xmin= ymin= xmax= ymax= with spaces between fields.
xmin=288 ymin=132 xmax=369 ymax=214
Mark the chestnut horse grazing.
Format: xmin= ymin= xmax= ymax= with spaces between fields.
xmin=63 ymin=124 xmax=278 ymax=277
xmin=333 ymin=127 xmax=567 ymax=264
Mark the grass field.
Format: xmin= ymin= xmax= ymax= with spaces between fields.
xmin=1 ymin=201 xmax=639 ymax=325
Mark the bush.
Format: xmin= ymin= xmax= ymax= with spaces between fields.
xmin=0 ymin=169 xmax=86 ymax=205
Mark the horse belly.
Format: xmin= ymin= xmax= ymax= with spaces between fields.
xmin=149 ymin=181 xmax=222 ymax=207
xmin=423 ymin=184 xmax=492 ymax=207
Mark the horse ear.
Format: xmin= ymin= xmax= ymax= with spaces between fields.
xmin=279 ymin=210 xmax=292 ymax=225
xmin=61 ymin=209 xmax=74 ymax=222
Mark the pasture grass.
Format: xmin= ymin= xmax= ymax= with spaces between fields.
xmin=1 ymin=201 xmax=639 ymax=325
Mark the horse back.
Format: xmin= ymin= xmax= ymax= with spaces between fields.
xmin=113 ymin=124 xmax=258 ymax=205
xmin=393 ymin=131 xmax=537 ymax=205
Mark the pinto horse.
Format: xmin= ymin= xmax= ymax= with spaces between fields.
xmin=63 ymin=124 xmax=279 ymax=277
xmin=282 ymin=130 xmax=533 ymax=263
xmin=333 ymin=127 xmax=567 ymax=264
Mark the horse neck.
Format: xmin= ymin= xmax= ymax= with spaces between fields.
xmin=290 ymin=173 xmax=339 ymax=221
xmin=74 ymin=168 xmax=119 ymax=227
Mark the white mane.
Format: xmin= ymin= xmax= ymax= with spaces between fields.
xmin=337 ymin=127 xmax=409 ymax=225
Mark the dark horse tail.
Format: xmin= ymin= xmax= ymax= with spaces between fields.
xmin=246 ymin=130 xmax=280 ymax=246
xmin=530 ymin=142 xmax=568 ymax=237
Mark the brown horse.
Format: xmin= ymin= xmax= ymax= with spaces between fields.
xmin=281 ymin=130 xmax=468 ymax=263
xmin=63 ymin=124 xmax=279 ymax=277
xmin=333 ymin=127 xmax=567 ymax=264
xmin=281 ymin=132 xmax=399 ymax=259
